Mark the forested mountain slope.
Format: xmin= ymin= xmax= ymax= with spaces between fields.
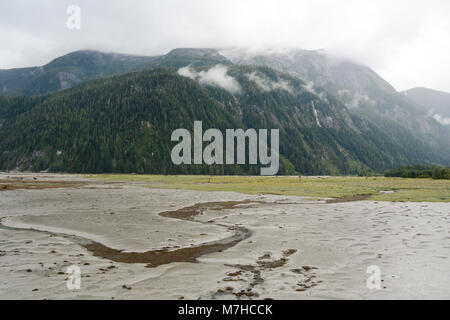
xmin=1 ymin=65 xmax=448 ymax=175
xmin=222 ymin=48 xmax=450 ymax=161
xmin=0 ymin=49 xmax=228 ymax=96
xmin=0 ymin=50 xmax=159 ymax=96
xmin=1 ymin=48 xmax=449 ymax=174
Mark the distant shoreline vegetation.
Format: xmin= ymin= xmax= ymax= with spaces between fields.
xmin=384 ymin=165 xmax=450 ymax=180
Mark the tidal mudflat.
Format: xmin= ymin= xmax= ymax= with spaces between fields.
xmin=0 ymin=173 xmax=449 ymax=299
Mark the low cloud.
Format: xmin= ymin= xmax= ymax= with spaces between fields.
xmin=303 ymin=81 xmax=317 ymax=95
xmin=338 ymin=89 xmax=376 ymax=108
xmin=246 ymin=72 xmax=292 ymax=93
xmin=178 ymin=64 xmax=241 ymax=94
xmin=432 ymin=114 xmax=450 ymax=125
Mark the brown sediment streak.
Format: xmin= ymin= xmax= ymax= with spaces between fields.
xmin=83 ymin=200 xmax=258 ymax=267
xmin=83 ymin=234 xmax=244 ymax=268
xmin=0 ymin=199 xmax=259 ymax=268
xmin=325 ymin=194 xmax=371 ymax=204
xmin=160 ymin=200 xmax=260 ymax=220
xmin=0 ymin=179 xmax=86 ymax=191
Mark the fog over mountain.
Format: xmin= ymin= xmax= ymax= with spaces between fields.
xmin=1 ymin=0 xmax=450 ymax=92
xmin=0 ymin=48 xmax=449 ymax=174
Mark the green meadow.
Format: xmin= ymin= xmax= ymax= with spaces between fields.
xmin=84 ymin=175 xmax=450 ymax=203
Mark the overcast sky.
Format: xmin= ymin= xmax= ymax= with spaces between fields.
xmin=1 ymin=0 xmax=449 ymax=92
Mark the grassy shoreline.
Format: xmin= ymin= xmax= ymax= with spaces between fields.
xmin=84 ymin=175 xmax=450 ymax=203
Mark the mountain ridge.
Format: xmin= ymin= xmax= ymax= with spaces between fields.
xmin=0 ymin=48 xmax=448 ymax=174
xmin=402 ymin=87 xmax=450 ymax=125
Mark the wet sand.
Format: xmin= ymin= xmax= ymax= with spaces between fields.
xmin=325 ymin=194 xmax=372 ymax=204
xmin=0 ymin=173 xmax=449 ymax=300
